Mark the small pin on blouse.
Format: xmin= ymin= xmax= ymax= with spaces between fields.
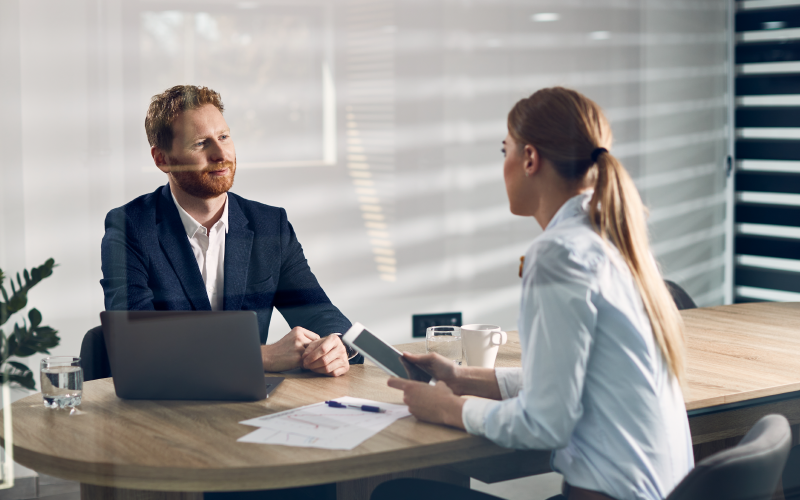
xmin=519 ymin=256 xmax=525 ymax=278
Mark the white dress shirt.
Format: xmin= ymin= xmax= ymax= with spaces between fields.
xmin=461 ymin=192 xmax=693 ymax=500
xmin=171 ymin=187 xmax=228 ymax=311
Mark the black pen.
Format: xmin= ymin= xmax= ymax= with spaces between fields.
xmin=325 ymin=400 xmax=386 ymax=413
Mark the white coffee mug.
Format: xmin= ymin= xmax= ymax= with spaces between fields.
xmin=461 ymin=324 xmax=508 ymax=368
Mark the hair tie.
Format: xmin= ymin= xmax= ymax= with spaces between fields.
xmin=591 ymin=147 xmax=608 ymax=163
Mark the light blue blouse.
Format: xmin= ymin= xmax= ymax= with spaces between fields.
xmin=461 ymin=192 xmax=694 ymax=500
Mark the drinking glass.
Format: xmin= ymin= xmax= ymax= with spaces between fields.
xmin=425 ymin=326 xmax=462 ymax=365
xmin=40 ymin=356 xmax=83 ymax=409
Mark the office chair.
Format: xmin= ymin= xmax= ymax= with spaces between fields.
xmin=79 ymin=325 xmax=112 ymax=381
xmin=370 ymin=415 xmax=791 ymax=500
xmin=782 ymin=445 xmax=800 ymax=500
xmin=665 ymin=414 xmax=790 ymax=500
xmin=665 ymin=280 xmax=697 ymax=310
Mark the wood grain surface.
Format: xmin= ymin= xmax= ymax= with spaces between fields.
xmin=0 ymin=341 xmax=523 ymax=492
xmin=401 ymin=302 xmax=800 ymax=411
xmin=3 ymin=301 xmax=800 ymax=492
xmin=681 ymin=302 xmax=800 ymax=410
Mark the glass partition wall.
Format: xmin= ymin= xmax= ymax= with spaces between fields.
xmin=0 ymin=0 xmax=730 ymax=359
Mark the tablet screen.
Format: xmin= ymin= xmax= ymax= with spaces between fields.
xmin=351 ymin=328 xmax=432 ymax=382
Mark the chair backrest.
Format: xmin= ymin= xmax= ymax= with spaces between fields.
xmin=782 ymin=445 xmax=800 ymax=500
xmin=667 ymin=414 xmax=791 ymax=500
xmin=80 ymin=325 xmax=112 ymax=381
xmin=665 ymin=280 xmax=697 ymax=310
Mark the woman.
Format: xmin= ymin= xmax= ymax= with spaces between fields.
xmin=379 ymin=87 xmax=694 ymax=500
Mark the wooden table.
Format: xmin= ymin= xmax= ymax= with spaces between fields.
xmin=682 ymin=302 xmax=800 ymax=458
xmin=3 ymin=302 xmax=800 ymax=499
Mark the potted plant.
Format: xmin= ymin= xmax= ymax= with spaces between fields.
xmin=0 ymin=259 xmax=59 ymax=390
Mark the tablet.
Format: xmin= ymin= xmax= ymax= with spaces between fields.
xmin=342 ymin=322 xmax=433 ymax=383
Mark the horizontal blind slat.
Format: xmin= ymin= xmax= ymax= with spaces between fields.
xmin=736 ymin=204 xmax=800 ymax=226
xmin=735 ymin=266 xmax=800 ymax=292
xmin=736 ymin=234 xmax=800 ymax=258
xmin=737 ymin=74 xmax=800 ymax=94
xmin=736 ymin=171 xmax=800 ymax=192
xmin=736 ymin=138 xmax=800 ymax=160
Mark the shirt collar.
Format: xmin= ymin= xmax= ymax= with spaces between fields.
xmin=170 ymin=185 xmax=229 ymax=238
xmin=545 ymin=190 xmax=594 ymax=231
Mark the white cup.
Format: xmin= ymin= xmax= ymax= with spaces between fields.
xmin=461 ymin=324 xmax=508 ymax=368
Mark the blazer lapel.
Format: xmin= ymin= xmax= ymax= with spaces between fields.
xmin=156 ymin=184 xmax=212 ymax=311
xmin=223 ymin=194 xmax=253 ymax=311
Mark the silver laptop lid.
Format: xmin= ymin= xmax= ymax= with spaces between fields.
xmin=100 ymin=311 xmax=266 ymax=401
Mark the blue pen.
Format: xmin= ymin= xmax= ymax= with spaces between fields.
xmin=325 ymin=400 xmax=386 ymax=413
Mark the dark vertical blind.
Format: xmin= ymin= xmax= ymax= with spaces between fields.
xmin=735 ymin=0 xmax=800 ymax=303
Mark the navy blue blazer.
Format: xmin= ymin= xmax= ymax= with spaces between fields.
xmin=101 ymin=184 xmax=358 ymax=361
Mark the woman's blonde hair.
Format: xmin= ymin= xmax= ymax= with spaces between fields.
xmin=508 ymin=87 xmax=686 ymax=384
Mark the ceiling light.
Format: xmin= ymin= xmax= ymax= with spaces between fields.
xmin=589 ymin=31 xmax=611 ymax=40
xmin=531 ymin=13 xmax=560 ymax=22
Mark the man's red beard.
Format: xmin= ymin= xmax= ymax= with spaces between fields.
xmin=169 ymin=160 xmax=236 ymax=199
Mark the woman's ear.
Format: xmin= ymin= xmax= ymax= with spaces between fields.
xmin=523 ymin=144 xmax=540 ymax=177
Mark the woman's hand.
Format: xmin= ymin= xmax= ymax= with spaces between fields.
xmin=401 ymin=352 xmax=463 ymax=392
xmin=387 ymin=378 xmax=466 ymax=429
xmin=403 ymin=352 xmax=502 ymax=400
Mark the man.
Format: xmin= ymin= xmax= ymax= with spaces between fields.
xmin=101 ymin=85 xmax=360 ymax=376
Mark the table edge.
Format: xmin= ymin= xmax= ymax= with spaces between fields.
xmin=8 ymin=434 xmax=521 ymax=491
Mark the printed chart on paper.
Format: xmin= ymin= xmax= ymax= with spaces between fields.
xmin=238 ymin=397 xmax=411 ymax=450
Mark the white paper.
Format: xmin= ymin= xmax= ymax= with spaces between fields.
xmin=237 ymin=397 xmax=411 ymax=450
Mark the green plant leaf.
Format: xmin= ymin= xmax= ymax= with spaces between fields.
xmin=9 ymin=321 xmax=59 ymax=358
xmin=8 ymin=361 xmax=30 ymax=374
xmin=2 ymin=259 xmax=57 ymax=318
xmin=11 ymin=322 xmax=33 ymax=357
xmin=0 ymin=259 xmax=57 ymax=388
xmin=1 ymin=360 xmax=35 ymax=390
xmin=28 ymin=308 xmax=42 ymax=328
xmin=6 ymin=372 xmax=35 ymax=390
xmin=6 ymin=332 xmax=16 ymax=359
xmin=32 ymin=326 xmax=59 ymax=351
xmin=6 ymin=292 xmax=27 ymax=315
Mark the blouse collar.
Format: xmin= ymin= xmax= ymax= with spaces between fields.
xmin=545 ymin=190 xmax=594 ymax=232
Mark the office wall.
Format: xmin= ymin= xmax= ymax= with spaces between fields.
xmin=0 ymin=0 xmax=729 ymax=378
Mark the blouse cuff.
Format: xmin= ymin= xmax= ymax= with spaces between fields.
xmin=461 ymin=397 xmax=498 ymax=437
xmin=495 ymin=367 xmax=523 ymax=400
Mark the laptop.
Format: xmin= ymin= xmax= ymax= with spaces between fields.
xmin=99 ymin=311 xmax=269 ymax=401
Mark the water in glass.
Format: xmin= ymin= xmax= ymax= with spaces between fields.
xmin=426 ymin=326 xmax=462 ymax=364
xmin=40 ymin=357 xmax=83 ymax=409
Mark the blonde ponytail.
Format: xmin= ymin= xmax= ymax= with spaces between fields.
xmin=590 ymin=152 xmax=685 ymax=383
xmin=508 ymin=87 xmax=686 ymax=384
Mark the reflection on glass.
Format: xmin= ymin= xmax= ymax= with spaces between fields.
xmin=139 ymin=7 xmax=332 ymax=166
xmin=0 ymin=373 xmax=13 ymax=490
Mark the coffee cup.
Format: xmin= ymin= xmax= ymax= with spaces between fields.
xmin=461 ymin=324 xmax=507 ymax=368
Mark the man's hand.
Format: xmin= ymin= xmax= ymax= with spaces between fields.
xmin=387 ymin=378 xmax=465 ymax=429
xmin=301 ymin=334 xmax=350 ymax=377
xmin=261 ymin=327 xmax=319 ymax=372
